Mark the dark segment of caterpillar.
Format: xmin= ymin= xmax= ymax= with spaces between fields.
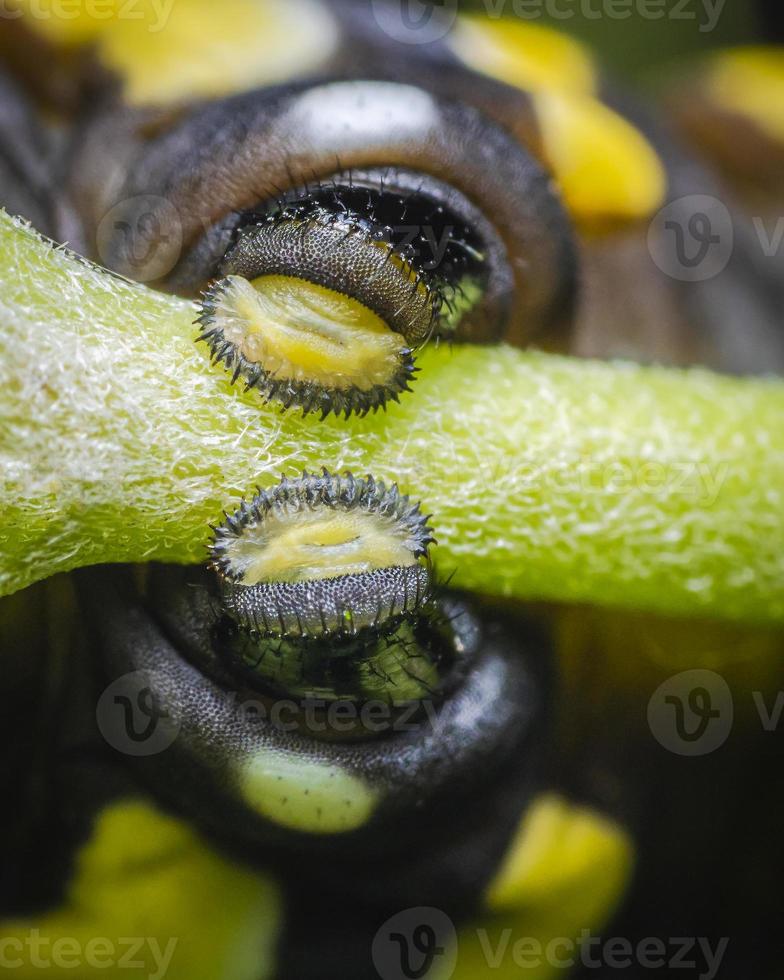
xmin=210 ymin=470 xmax=436 ymax=640
xmin=237 ymin=170 xmax=490 ymax=337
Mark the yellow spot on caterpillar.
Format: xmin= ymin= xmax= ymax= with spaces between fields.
xmin=216 ymin=274 xmax=406 ymax=393
xmin=705 ymin=47 xmax=784 ymax=145
xmin=0 ymin=800 xmax=282 ymax=980
xmin=446 ymin=17 xmax=664 ymax=224
xmin=448 ymin=795 xmax=633 ymax=980
xmin=241 ymin=751 xmax=378 ymax=833
xmin=448 ymin=16 xmax=597 ymax=96
xmin=485 ymin=793 xmax=633 ymax=917
xmin=17 ymin=0 xmax=338 ymax=106
xmin=532 ymin=91 xmax=667 ymax=223
xmin=226 ymin=508 xmax=419 ymax=586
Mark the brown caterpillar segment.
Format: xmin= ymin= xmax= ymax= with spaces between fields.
xmin=76 ymin=81 xmax=578 ymax=347
xmin=210 ymin=471 xmax=435 ymax=638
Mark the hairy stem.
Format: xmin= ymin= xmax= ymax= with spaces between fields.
xmin=1 ymin=212 xmax=782 ymax=622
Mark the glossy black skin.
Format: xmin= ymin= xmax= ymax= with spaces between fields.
xmin=79 ymin=565 xmax=551 ymax=909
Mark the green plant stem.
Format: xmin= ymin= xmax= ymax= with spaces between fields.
xmin=1 ymin=212 xmax=782 ymax=622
